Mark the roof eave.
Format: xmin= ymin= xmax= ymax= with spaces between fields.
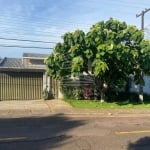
xmin=0 ymin=67 xmax=46 ymax=72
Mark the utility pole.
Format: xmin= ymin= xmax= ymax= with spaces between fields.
xmin=136 ymin=8 xmax=150 ymax=30
xmin=136 ymin=8 xmax=150 ymax=103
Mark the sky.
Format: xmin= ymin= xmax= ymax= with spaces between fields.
xmin=0 ymin=0 xmax=150 ymax=58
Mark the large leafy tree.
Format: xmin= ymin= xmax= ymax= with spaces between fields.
xmin=45 ymin=18 xmax=150 ymax=101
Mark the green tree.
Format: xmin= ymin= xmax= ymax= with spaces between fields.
xmin=45 ymin=18 xmax=150 ymax=101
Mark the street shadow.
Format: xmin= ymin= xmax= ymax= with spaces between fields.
xmin=0 ymin=114 xmax=85 ymax=150
xmin=127 ymin=136 xmax=150 ymax=150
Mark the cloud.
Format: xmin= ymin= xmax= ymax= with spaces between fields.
xmin=0 ymin=0 xmax=149 ymax=58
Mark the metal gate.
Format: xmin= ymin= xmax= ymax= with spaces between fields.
xmin=0 ymin=71 xmax=43 ymax=100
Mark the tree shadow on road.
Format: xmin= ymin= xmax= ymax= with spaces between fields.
xmin=0 ymin=114 xmax=85 ymax=150
xmin=128 ymin=136 xmax=150 ymax=150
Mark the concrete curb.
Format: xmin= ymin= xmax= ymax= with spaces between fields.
xmin=47 ymin=111 xmax=150 ymax=118
xmin=45 ymin=99 xmax=150 ymax=118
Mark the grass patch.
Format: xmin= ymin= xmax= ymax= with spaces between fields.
xmin=64 ymin=93 xmax=150 ymax=109
xmin=64 ymin=99 xmax=150 ymax=109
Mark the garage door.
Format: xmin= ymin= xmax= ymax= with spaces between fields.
xmin=0 ymin=71 xmax=43 ymax=100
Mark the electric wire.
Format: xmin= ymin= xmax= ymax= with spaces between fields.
xmin=0 ymin=44 xmax=52 ymax=49
xmin=0 ymin=1 xmax=149 ymax=51
xmin=0 ymin=1 xmax=149 ymax=35
xmin=0 ymin=37 xmax=56 ymax=44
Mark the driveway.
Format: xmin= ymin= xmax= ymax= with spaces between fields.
xmin=0 ymin=100 xmax=51 ymax=118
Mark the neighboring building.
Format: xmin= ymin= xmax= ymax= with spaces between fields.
xmin=0 ymin=53 xmax=58 ymax=101
xmin=130 ymin=76 xmax=150 ymax=95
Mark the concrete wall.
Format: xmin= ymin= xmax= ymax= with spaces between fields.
xmin=58 ymin=86 xmax=64 ymax=99
xmin=43 ymin=73 xmax=50 ymax=91
xmin=43 ymin=74 xmax=60 ymax=99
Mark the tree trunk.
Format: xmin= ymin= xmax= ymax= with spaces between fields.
xmin=139 ymin=84 xmax=144 ymax=103
xmin=100 ymin=82 xmax=108 ymax=102
xmin=94 ymin=78 xmax=108 ymax=102
xmin=139 ymin=71 xmax=144 ymax=103
xmin=100 ymin=90 xmax=105 ymax=103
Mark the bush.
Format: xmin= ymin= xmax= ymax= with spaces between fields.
xmin=61 ymin=85 xmax=83 ymax=100
xmin=73 ymin=88 xmax=82 ymax=100
xmin=42 ymin=88 xmax=54 ymax=100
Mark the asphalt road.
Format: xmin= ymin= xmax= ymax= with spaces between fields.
xmin=0 ymin=115 xmax=150 ymax=150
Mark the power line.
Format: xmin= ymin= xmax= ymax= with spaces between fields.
xmin=0 ymin=37 xmax=56 ymax=44
xmin=1 ymin=0 xmax=148 ymax=33
xmin=0 ymin=1 xmax=148 ymax=24
xmin=0 ymin=19 xmax=90 ymax=31
xmin=0 ymin=26 xmax=63 ymax=38
xmin=0 ymin=4 xmax=149 ymax=39
xmin=0 ymin=4 xmax=149 ymax=46
xmin=1 ymin=31 xmax=61 ymax=43
xmin=0 ymin=44 xmax=53 ymax=49
xmin=0 ymin=30 xmax=62 ymax=40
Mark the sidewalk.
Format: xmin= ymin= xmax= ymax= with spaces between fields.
xmin=0 ymin=99 xmax=150 ymax=118
xmin=45 ymin=99 xmax=150 ymax=117
xmin=0 ymin=100 xmax=51 ymax=118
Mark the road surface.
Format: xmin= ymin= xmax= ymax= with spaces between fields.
xmin=0 ymin=114 xmax=150 ymax=150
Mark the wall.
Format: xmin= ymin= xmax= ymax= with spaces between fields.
xmin=130 ymin=76 xmax=150 ymax=94
xmin=43 ymin=74 xmax=59 ymax=99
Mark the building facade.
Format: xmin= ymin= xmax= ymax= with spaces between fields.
xmin=0 ymin=53 xmax=58 ymax=100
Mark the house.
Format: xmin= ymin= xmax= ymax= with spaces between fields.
xmin=130 ymin=76 xmax=150 ymax=95
xmin=0 ymin=53 xmax=58 ymax=100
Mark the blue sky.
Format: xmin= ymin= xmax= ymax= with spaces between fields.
xmin=0 ymin=0 xmax=150 ymax=58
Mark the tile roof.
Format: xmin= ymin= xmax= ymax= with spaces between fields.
xmin=0 ymin=53 xmax=48 ymax=71
xmin=0 ymin=57 xmax=46 ymax=71
xmin=0 ymin=58 xmax=23 ymax=68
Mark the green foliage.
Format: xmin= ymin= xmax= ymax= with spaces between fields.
xmin=61 ymin=86 xmax=74 ymax=99
xmin=45 ymin=18 xmax=150 ymax=100
xmin=71 ymin=56 xmax=84 ymax=76
xmin=64 ymin=93 xmax=150 ymax=108
xmin=61 ymin=86 xmax=83 ymax=100
xmin=73 ymin=88 xmax=82 ymax=100
xmin=92 ymin=60 xmax=108 ymax=77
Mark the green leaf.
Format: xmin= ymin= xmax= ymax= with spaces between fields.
xmin=84 ymin=49 xmax=93 ymax=59
xmin=92 ymin=59 xmax=108 ymax=76
xmin=71 ymin=56 xmax=84 ymax=75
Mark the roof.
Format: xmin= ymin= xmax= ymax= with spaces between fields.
xmin=0 ymin=57 xmax=46 ymax=71
xmin=23 ymin=53 xmax=48 ymax=59
xmin=0 ymin=58 xmax=23 ymax=68
xmin=0 ymin=57 xmax=4 ymax=64
xmin=0 ymin=53 xmax=49 ymax=72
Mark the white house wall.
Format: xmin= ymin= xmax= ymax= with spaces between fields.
xmin=130 ymin=76 xmax=150 ymax=94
